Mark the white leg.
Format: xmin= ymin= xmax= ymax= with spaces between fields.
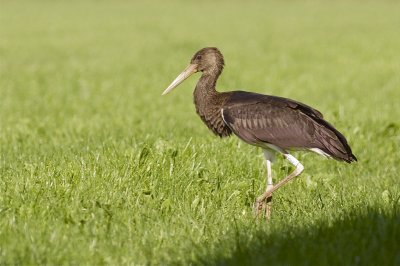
xmin=266 ymin=159 xmax=273 ymax=189
xmin=264 ymin=150 xmax=275 ymax=189
xmin=256 ymin=153 xmax=304 ymax=204
xmin=255 ymin=150 xmax=275 ymax=218
xmin=265 ymin=159 xmax=273 ymax=219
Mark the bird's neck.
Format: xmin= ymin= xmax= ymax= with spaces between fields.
xmin=194 ymin=71 xmax=220 ymax=103
xmin=193 ymin=70 xmax=226 ymax=121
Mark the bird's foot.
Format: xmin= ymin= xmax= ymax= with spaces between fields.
xmin=256 ymin=189 xmax=273 ymax=204
xmin=254 ymin=200 xmax=264 ymax=217
xmin=254 ymin=196 xmax=273 ymax=220
xmin=254 ymin=185 xmax=274 ymax=220
xmin=264 ymin=196 xmax=273 ymax=220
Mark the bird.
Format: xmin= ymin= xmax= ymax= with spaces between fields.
xmin=162 ymin=47 xmax=357 ymax=219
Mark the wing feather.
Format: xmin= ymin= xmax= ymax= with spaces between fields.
xmin=221 ymin=91 xmax=357 ymax=162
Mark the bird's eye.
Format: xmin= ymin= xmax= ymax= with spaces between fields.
xmin=196 ymin=55 xmax=202 ymax=60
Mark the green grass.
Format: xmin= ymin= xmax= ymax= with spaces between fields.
xmin=1 ymin=0 xmax=400 ymax=265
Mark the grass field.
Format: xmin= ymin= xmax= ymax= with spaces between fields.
xmin=1 ymin=0 xmax=400 ymax=265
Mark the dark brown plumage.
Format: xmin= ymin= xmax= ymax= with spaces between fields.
xmin=221 ymin=92 xmax=356 ymax=163
xmin=163 ymin=47 xmax=357 ymax=219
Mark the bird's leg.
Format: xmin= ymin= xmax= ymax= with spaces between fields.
xmin=264 ymin=159 xmax=273 ymax=220
xmin=255 ymin=150 xmax=275 ymax=218
xmin=256 ymin=154 xmax=304 ymax=205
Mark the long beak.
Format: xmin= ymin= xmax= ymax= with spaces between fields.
xmin=162 ymin=64 xmax=198 ymax=95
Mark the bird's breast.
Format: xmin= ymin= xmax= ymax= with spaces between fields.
xmin=195 ymin=105 xmax=232 ymax=138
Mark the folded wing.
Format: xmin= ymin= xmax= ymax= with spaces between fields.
xmin=221 ymin=91 xmax=357 ymax=163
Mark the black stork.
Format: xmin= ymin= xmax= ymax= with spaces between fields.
xmin=162 ymin=47 xmax=357 ymax=219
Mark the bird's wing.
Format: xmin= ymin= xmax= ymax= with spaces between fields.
xmin=221 ymin=91 xmax=356 ymax=162
xmin=221 ymin=93 xmax=318 ymax=150
xmin=226 ymin=91 xmax=324 ymax=119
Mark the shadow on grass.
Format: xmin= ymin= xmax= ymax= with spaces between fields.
xmin=198 ymin=207 xmax=400 ymax=266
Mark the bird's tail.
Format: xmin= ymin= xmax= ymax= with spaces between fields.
xmin=313 ymin=119 xmax=357 ymax=163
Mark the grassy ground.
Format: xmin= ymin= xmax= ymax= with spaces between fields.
xmin=1 ymin=0 xmax=400 ymax=265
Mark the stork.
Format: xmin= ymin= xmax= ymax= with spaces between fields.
xmin=162 ymin=47 xmax=357 ymax=219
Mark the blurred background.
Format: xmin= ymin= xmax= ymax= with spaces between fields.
xmin=2 ymin=0 xmax=399 ymax=139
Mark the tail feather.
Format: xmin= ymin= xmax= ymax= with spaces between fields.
xmin=313 ymin=119 xmax=357 ymax=163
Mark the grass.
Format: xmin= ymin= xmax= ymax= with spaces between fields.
xmin=1 ymin=0 xmax=400 ymax=265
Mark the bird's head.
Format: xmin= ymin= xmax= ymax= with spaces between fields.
xmin=162 ymin=47 xmax=224 ymax=95
xmin=190 ymin=47 xmax=224 ymax=73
